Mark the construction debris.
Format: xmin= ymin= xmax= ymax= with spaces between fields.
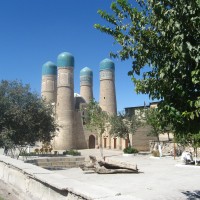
xmin=80 ymin=156 xmax=138 ymax=174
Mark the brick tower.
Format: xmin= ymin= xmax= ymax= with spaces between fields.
xmin=80 ymin=67 xmax=93 ymax=103
xmin=54 ymin=52 xmax=75 ymax=150
xmin=99 ymin=58 xmax=117 ymax=115
xmin=41 ymin=61 xmax=57 ymax=103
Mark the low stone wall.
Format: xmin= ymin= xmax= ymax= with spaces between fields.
xmin=0 ymin=155 xmax=121 ymax=200
xmin=149 ymin=140 xmax=200 ymax=156
xmin=25 ymin=156 xmax=85 ymax=169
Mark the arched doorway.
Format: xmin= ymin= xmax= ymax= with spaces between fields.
xmin=104 ymin=137 xmax=107 ymax=148
xmin=89 ymin=135 xmax=95 ymax=149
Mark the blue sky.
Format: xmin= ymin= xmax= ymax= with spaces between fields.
xmin=0 ymin=0 xmax=152 ymax=112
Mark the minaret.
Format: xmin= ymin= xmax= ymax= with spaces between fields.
xmin=54 ymin=52 xmax=75 ymax=150
xmin=99 ymin=58 xmax=117 ymax=115
xmin=41 ymin=61 xmax=57 ymax=103
xmin=80 ymin=67 xmax=93 ymax=103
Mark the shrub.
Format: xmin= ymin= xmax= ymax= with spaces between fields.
xmin=123 ymin=146 xmax=139 ymax=154
xmin=151 ymin=150 xmax=160 ymax=157
xmin=63 ymin=149 xmax=81 ymax=156
xmin=34 ymin=148 xmax=39 ymax=154
xmin=44 ymin=148 xmax=48 ymax=154
xmin=19 ymin=152 xmax=36 ymax=156
xmin=49 ymin=148 xmax=53 ymax=153
xmin=40 ymin=148 xmax=44 ymax=154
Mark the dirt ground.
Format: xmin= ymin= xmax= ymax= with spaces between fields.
xmin=0 ymin=180 xmax=19 ymax=200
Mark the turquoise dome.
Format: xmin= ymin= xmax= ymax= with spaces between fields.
xmin=42 ymin=61 xmax=57 ymax=75
xmin=57 ymin=52 xmax=74 ymax=67
xmin=80 ymin=67 xmax=93 ymax=77
xmin=100 ymin=58 xmax=115 ymax=71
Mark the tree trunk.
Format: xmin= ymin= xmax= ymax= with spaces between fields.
xmin=80 ymin=156 xmax=139 ymax=174
xmin=194 ymin=147 xmax=197 ymax=165
xmin=167 ymin=132 xmax=170 ymax=141
xmin=98 ymin=160 xmax=138 ymax=171
xmin=94 ymin=167 xmax=137 ymax=174
xmin=127 ymin=133 xmax=131 ymax=147
xmin=157 ymin=135 xmax=160 ymax=144
xmin=97 ymin=134 xmax=104 ymax=160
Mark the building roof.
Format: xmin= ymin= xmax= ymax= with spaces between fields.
xmin=42 ymin=61 xmax=57 ymax=75
xmin=80 ymin=67 xmax=93 ymax=76
xmin=100 ymin=58 xmax=115 ymax=71
xmin=57 ymin=52 xmax=74 ymax=67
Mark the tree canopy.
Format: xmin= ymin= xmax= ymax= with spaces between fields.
xmin=145 ymin=107 xmax=173 ymax=142
xmin=94 ymin=0 xmax=200 ymax=136
xmin=83 ymin=99 xmax=109 ymax=136
xmin=84 ymin=100 xmax=142 ymax=149
xmin=145 ymin=108 xmax=162 ymax=142
xmin=109 ymin=111 xmax=142 ymax=146
xmin=0 ymin=80 xmax=58 ymax=154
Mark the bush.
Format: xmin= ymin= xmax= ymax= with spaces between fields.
xmin=19 ymin=152 xmax=36 ymax=156
xmin=63 ymin=149 xmax=81 ymax=156
xmin=34 ymin=148 xmax=39 ymax=154
xmin=151 ymin=150 xmax=160 ymax=157
xmin=123 ymin=146 xmax=139 ymax=154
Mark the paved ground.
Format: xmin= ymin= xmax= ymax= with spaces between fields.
xmin=0 ymin=179 xmax=20 ymax=200
xmin=0 ymin=148 xmax=200 ymax=200
xmin=0 ymin=149 xmax=20 ymax=200
xmin=54 ymin=149 xmax=200 ymax=200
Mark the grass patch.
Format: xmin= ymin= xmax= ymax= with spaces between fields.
xmin=63 ymin=149 xmax=81 ymax=156
xmin=123 ymin=146 xmax=139 ymax=154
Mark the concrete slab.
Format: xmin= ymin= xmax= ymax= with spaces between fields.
xmin=0 ymin=155 xmax=35 ymax=170
xmin=22 ymin=166 xmax=54 ymax=175
xmin=33 ymin=172 xmax=119 ymax=199
xmin=1 ymin=149 xmax=200 ymax=200
xmin=54 ymin=149 xmax=200 ymax=200
xmin=98 ymin=195 xmax=143 ymax=200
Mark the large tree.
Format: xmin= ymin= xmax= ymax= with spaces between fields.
xmin=0 ymin=80 xmax=58 ymax=157
xmin=94 ymin=0 xmax=200 ymax=137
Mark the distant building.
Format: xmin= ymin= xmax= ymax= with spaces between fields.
xmin=124 ymin=103 xmax=159 ymax=151
xmin=41 ymin=52 xmax=157 ymax=151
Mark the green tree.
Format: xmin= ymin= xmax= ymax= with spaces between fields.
xmin=145 ymin=108 xmax=173 ymax=142
xmin=83 ymin=99 xmax=109 ymax=158
xmin=0 ymin=80 xmax=58 ymax=158
xmin=94 ymin=0 xmax=200 ymax=138
xmin=109 ymin=111 xmax=142 ymax=147
xmin=145 ymin=107 xmax=175 ymax=157
xmin=158 ymin=114 xmax=173 ymax=141
xmin=84 ymin=99 xmax=109 ymax=136
xmin=145 ymin=108 xmax=162 ymax=142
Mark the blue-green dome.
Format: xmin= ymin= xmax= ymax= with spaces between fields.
xmin=57 ymin=52 xmax=74 ymax=67
xmin=80 ymin=67 xmax=93 ymax=77
xmin=42 ymin=61 xmax=57 ymax=75
xmin=100 ymin=58 xmax=115 ymax=71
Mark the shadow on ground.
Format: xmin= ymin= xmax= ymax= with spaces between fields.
xmin=182 ymin=190 xmax=200 ymax=200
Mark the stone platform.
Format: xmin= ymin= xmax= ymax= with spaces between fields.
xmin=25 ymin=156 xmax=85 ymax=170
